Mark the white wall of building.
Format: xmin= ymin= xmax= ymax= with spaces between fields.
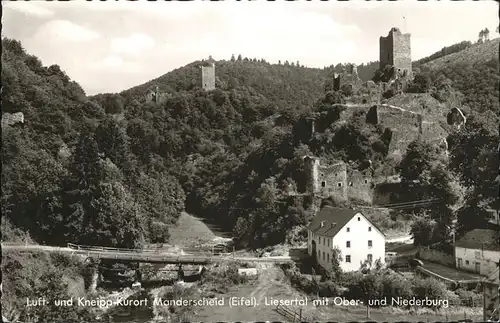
xmin=308 ymin=212 xmax=385 ymax=272
xmin=455 ymin=247 xmax=500 ymax=276
xmin=308 ymin=229 xmax=337 ymax=271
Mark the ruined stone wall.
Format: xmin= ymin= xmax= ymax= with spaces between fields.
xmin=347 ymin=169 xmax=374 ymax=204
xmin=333 ymin=73 xmax=341 ymax=91
xmin=376 ymin=105 xmax=421 ymax=157
xmin=317 ymin=162 xmax=348 ymax=201
xmin=338 ymin=105 xmax=368 ymax=123
xmin=2 ymin=112 xmax=24 ymax=126
xmin=331 ymin=102 xmax=447 ymax=158
xmin=304 ymin=156 xmax=320 ymax=194
xmin=421 ymin=120 xmax=448 ymax=142
xmin=201 ymin=64 xmax=215 ymax=91
xmin=303 ymin=156 xmax=347 ymax=201
xmin=304 ymin=156 xmax=378 ymax=204
xmin=379 ymin=34 xmax=393 ymax=69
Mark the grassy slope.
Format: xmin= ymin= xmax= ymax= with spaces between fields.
xmin=168 ymin=212 xmax=217 ymax=247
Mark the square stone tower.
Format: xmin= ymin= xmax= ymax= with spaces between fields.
xmin=201 ymin=63 xmax=215 ymax=91
xmin=379 ymin=27 xmax=412 ymax=75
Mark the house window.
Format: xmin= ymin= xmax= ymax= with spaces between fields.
xmin=327 ymin=239 xmax=330 ymax=247
xmin=338 ymin=182 xmax=342 ymax=187
xmin=465 ymin=260 xmax=470 ymax=265
xmin=317 ymin=250 xmax=320 ymax=258
xmin=364 ymin=179 xmax=368 ymax=184
xmin=368 ymin=226 xmax=372 ymax=232
xmin=327 ymin=253 xmax=330 ymax=262
xmin=367 ymin=254 xmax=373 ymax=262
xmin=323 ymin=252 xmax=325 ymax=261
xmin=346 ymin=241 xmax=351 ymax=248
xmin=358 ymin=217 xmax=361 ymax=221
xmin=347 ymin=227 xmax=350 ymax=232
xmin=319 ymin=237 xmax=322 ymax=244
xmin=368 ymin=240 xmax=373 ymax=247
xmin=474 ymin=251 xmax=480 ymax=259
xmin=346 ymin=255 xmax=351 ymax=263
xmin=321 ymin=181 xmax=326 ymax=187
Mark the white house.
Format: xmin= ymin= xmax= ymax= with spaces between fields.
xmin=307 ymin=206 xmax=386 ymax=272
xmin=455 ymin=229 xmax=500 ymax=276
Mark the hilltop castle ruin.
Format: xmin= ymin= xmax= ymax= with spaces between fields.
xmin=201 ymin=63 xmax=216 ymax=91
xmin=379 ymin=27 xmax=412 ymax=76
xmin=146 ymin=86 xmax=169 ymax=103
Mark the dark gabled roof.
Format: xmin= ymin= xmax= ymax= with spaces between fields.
xmin=306 ymin=206 xmax=385 ymax=238
xmin=455 ymin=229 xmax=500 ymax=251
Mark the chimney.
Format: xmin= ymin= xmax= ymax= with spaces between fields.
xmin=320 ymin=221 xmax=325 ymax=227
xmin=331 ymin=223 xmax=335 ymax=228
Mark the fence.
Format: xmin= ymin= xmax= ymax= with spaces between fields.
xmin=67 ymin=243 xmax=233 ymax=256
xmin=4 ymin=243 xmax=292 ymax=264
xmin=67 ymin=243 xmax=161 ymax=253
xmin=275 ymin=304 xmax=309 ymax=322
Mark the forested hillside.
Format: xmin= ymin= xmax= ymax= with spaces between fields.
xmin=2 ymin=36 xmax=498 ymax=252
xmin=409 ymin=39 xmax=500 ymax=130
xmin=2 ymin=38 xmax=185 ymax=249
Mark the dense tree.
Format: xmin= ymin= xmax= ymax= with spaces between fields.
xmin=70 ymin=132 xmax=101 ymax=192
xmin=95 ymin=117 xmax=129 ymax=169
xmin=448 ymin=116 xmax=499 ymax=234
xmin=398 ymin=139 xmax=459 ymax=243
xmin=407 ymin=73 xmax=432 ymax=93
xmin=411 ymin=216 xmax=437 ymax=246
xmin=2 ymin=252 xmax=94 ymax=323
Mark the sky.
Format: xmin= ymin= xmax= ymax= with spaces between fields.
xmin=3 ymin=0 xmax=498 ymax=95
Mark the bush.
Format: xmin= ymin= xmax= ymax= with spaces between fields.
xmin=454 ymin=288 xmax=483 ymax=306
xmin=289 ymin=273 xmax=317 ymax=294
xmin=282 ymin=265 xmax=317 ymax=295
xmin=203 ymin=262 xmax=249 ymax=293
xmin=317 ymin=280 xmax=343 ymax=297
xmin=345 ymin=272 xmax=383 ymax=302
xmin=382 ymin=89 xmax=395 ymax=99
xmin=380 ymin=271 xmax=413 ymax=300
xmin=413 ymin=277 xmax=448 ymax=306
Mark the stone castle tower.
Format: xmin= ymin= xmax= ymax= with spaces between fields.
xmin=379 ymin=27 xmax=412 ymax=76
xmin=201 ymin=63 xmax=215 ymax=91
